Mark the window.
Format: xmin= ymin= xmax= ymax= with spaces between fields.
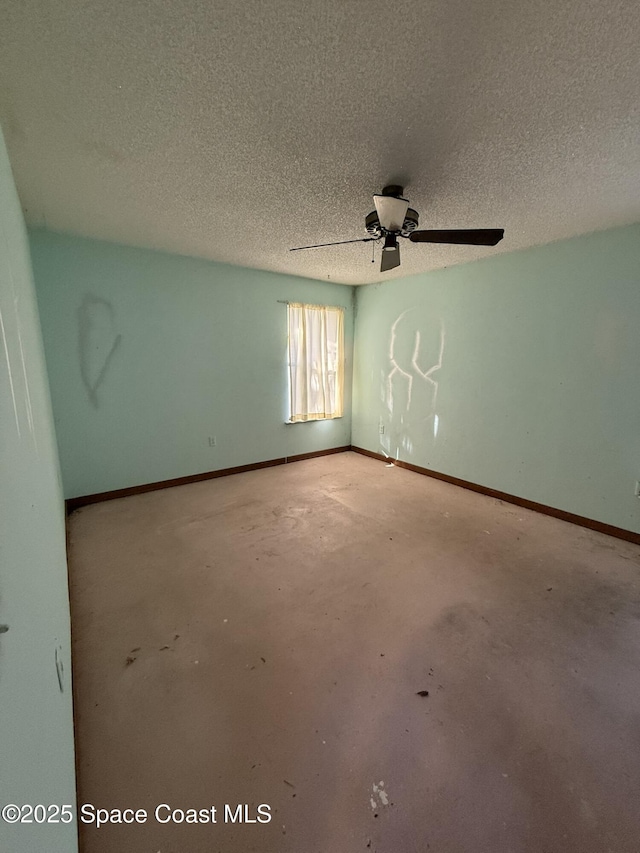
xmin=287 ymin=302 xmax=344 ymax=422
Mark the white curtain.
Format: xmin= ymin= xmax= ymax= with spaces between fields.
xmin=288 ymin=303 xmax=344 ymax=422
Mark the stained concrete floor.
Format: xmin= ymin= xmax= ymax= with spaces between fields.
xmin=68 ymin=451 xmax=640 ymax=853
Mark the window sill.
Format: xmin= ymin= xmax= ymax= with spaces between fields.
xmin=285 ymin=416 xmax=343 ymax=424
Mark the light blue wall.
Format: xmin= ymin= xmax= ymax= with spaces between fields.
xmin=30 ymin=230 xmax=354 ymax=499
xmin=30 ymin=223 xmax=640 ymax=534
xmin=0 ymin=132 xmax=77 ymax=850
xmin=353 ymin=224 xmax=640 ymax=533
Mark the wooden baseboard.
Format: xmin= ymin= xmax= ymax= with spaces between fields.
xmin=350 ymin=445 xmax=640 ymax=546
xmin=64 ymin=444 xmax=640 ymax=546
xmin=65 ymin=445 xmax=351 ymax=512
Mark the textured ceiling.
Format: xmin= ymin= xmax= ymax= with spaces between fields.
xmin=1 ymin=0 xmax=639 ymax=285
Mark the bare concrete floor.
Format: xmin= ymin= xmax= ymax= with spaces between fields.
xmin=69 ymin=451 xmax=640 ymax=853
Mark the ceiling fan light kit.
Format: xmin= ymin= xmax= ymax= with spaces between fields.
xmin=373 ymin=191 xmax=410 ymax=232
xmin=290 ymin=185 xmax=504 ymax=273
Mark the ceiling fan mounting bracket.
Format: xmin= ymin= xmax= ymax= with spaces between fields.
xmin=381 ymin=185 xmax=405 ymax=198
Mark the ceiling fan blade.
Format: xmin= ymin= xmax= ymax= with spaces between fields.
xmin=380 ymin=242 xmax=401 ymax=272
xmin=290 ymin=237 xmax=377 ymax=251
xmin=409 ymin=229 xmax=504 ymax=246
xmin=373 ymin=194 xmax=409 ymax=231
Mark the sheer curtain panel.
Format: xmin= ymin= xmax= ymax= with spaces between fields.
xmin=287 ymin=303 xmax=344 ymax=422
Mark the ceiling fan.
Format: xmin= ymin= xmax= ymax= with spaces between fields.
xmin=290 ymin=185 xmax=504 ymax=273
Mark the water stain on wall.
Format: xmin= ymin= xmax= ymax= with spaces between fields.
xmin=78 ymin=295 xmax=122 ymax=408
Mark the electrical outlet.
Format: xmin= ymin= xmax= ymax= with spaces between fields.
xmin=208 ymin=436 xmax=216 ymax=447
xmin=379 ymin=424 xmax=385 ymax=435
xmin=635 ymin=480 xmax=640 ymax=498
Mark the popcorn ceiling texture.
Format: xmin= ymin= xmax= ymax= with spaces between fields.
xmin=0 ymin=0 xmax=639 ymax=285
